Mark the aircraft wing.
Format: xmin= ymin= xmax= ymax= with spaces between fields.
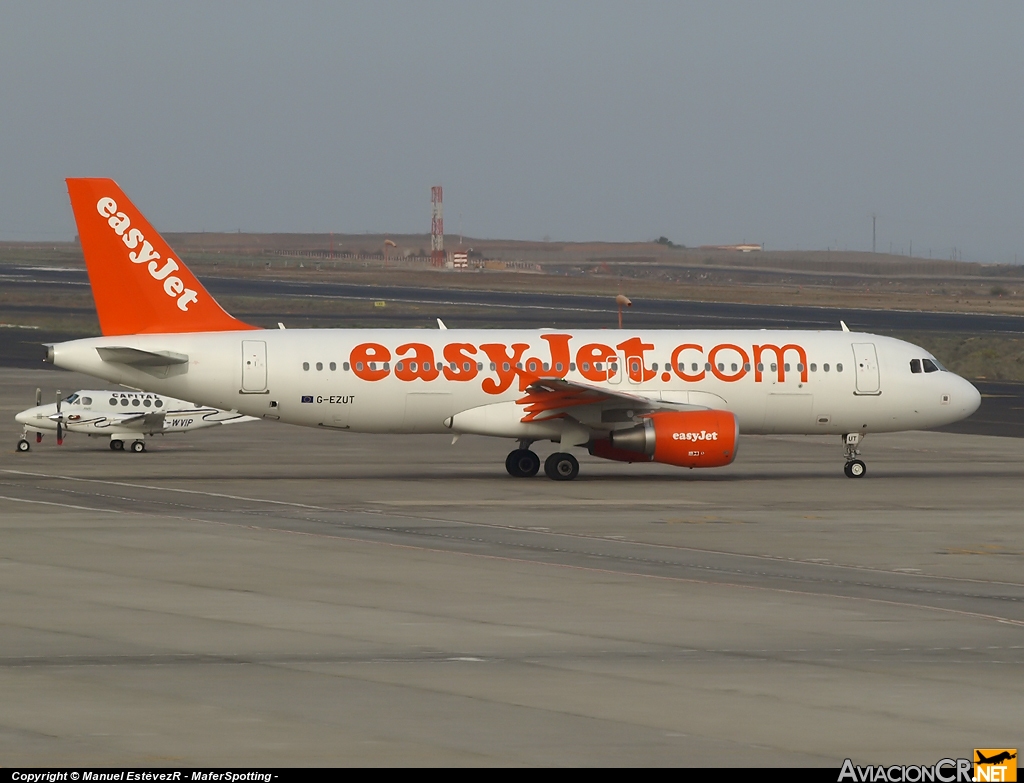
xmin=518 ymin=376 xmax=707 ymax=423
xmin=105 ymin=411 xmax=167 ymax=431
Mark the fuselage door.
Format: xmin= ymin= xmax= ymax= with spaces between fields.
xmin=852 ymin=343 xmax=880 ymax=395
xmin=241 ymin=340 xmax=268 ymax=392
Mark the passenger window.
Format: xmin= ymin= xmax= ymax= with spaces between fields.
xmin=922 ymin=358 xmax=939 ymax=373
xmin=356 ymin=362 xmax=364 ymax=371
xmin=757 ymin=363 xmax=764 ymax=372
xmin=543 ymin=362 xmax=550 ymax=371
xmin=154 ymin=399 xmax=163 ymax=408
xmin=502 ymin=362 xmax=510 ymax=371
xmin=410 ymin=362 xmax=418 ymax=371
xmin=595 ymin=362 xmax=603 ymax=371
xmin=652 ymin=363 xmax=659 ymax=371
xmin=143 ymin=399 xmax=151 ymax=407
xmin=692 ymin=363 xmax=699 ymax=372
xmin=555 ymin=362 xmax=563 ymax=372
xmin=121 ymin=398 xmax=129 ymax=406
xmin=569 ymin=363 xmax=576 ymax=371
xmin=784 ymin=363 xmax=790 ymax=372
xmin=717 ymin=363 xmax=724 ymax=372
xmin=109 ymin=398 xmax=117 ymax=405
xmin=810 ymin=363 xmax=817 ymax=372
xmin=797 ymin=363 xmax=804 ymax=372
xmin=330 ymin=362 xmax=336 ymax=371
xmin=730 ymin=363 xmax=737 ymax=372
xmin=343 ymin=362 xmax=350 ymax=371
xmin=743 ymin=363 xmax=751 ymax=371
xmin=302 ymin=362 xmax=309 ymax=371
xmin=463 ymin=362 xmax=471 ymax=371
xmin=582 ymin=362 xmax=590 ymax=371
xmin=396 ymin=362 xmax=404 ymax=371
xmin=705 ymin=363 xmax=712 ymax=371
xmin=316 ymin=362 xmax=323 ymax=371
xmin=451 ymin=362 xmax=458 ymax=370
xmin=824 ymin=364 xmax=830 ymax=372
xmin=516 ymin=362 xmax=523 ymax=370
xmin=132 ymin=399 xmax=140 ymax=406
xmin=383 ymin=362 xmax=390 ymax=370
xmin=910 ymin=359 xmax=922 ymax=374
xmin=477 ymin=362 xmax=484 ymax=371
xmin=837 ymin=363 xmax=843 ymax=372
xmin=771 ymin=363 xmax=777 ymax=372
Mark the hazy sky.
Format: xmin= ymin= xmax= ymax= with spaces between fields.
xmin=2 ymin=2 xmax=1022 ymax=262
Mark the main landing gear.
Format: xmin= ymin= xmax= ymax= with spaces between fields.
xmin=505 ymin=447 xmax=540 ymax=477
xmin=842 ymin=433 xmax=866 ymax=478
xmin=505 ymin=443 xmax=580 ymax=481
xmin=110 ymin=439 xmax=146 ymax=453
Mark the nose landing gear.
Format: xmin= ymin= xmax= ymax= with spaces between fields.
xmin=843 ymin=433 xmax=867 ymax=478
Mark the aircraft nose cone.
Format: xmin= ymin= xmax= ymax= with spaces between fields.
xmin=963 ymin=378 xmax=982 ymax=416
xmin=15 ymin=410 xmax=29 ymax=425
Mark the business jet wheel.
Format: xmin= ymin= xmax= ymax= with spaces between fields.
xmin=16 ymin=439 xmax=30 ymax=453
xmin=111 ymin=440 xmax=124 ymax=451
xmin=844 ymin=459 xmax=866 ymax=478
xmin=130 ymin=441 xmax=146 ymax=453
xmin=505 ymin=448 xmax=540 ymax=477
xmin=544 ymin=452 xmax=579 ymax=481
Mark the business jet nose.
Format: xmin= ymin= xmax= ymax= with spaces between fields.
xmin=15 ymin=409 xmax=31 ymax=425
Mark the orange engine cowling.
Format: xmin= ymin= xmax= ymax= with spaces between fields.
xmin=605 ymin=410 xmax=739 ymax=468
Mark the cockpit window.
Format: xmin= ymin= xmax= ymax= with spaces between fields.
xmin=910 ymin=359 xmax=922 ymax=374
xmin=65 ymin=393 xmax=79 ymax=404
xmin=922 ymin=358 xmax=939 ymax=373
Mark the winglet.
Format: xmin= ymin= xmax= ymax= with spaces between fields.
xmin=66 ymin=178 xmax=257 ymax=336
xmin=840 ymin=320 xmax=850 ymax=332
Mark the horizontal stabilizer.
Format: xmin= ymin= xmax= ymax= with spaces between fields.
xmin=96 ymin=346 xmax=189 ymax=366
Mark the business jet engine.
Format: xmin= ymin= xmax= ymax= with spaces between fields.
xmin=592 ymin=410 xmax=739 ymax=468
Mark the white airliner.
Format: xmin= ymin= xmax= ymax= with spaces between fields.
xmin=45 ymin=178 xmax=980 ymax=479
xmin=15 ymin=387 xmax=257 ymax=453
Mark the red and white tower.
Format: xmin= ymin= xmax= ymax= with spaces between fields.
xmin=431 ymin=185 xmax=444 ymax=267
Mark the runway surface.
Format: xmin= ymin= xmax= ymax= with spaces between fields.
xmin=2 ymin=369 xmax=1022 ymax=765
xmin=7 ymin=265 xmax=1024 ymax=332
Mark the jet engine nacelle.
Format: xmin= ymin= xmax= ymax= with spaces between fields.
xmin=605 ymin=410 xmax=738 ymax=468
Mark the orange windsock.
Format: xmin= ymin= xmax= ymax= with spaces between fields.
xmin=66 ymin=178 xmax=257 ymax=336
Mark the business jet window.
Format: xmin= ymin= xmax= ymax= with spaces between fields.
xmin=143 ymin=399 xmax=151 ymax=407
xmin=82 ymin=397 xmax=92 ymax=405
xmin=154 ymin=400 xmax=163 ymax=408
xmin=132 ymin=399 xmax=140 ymax=406
xmin=121 ymin=398 xmax=129 ymax=406
xmin=910 ymin=359 xmax=922 ymax=374
xmin=109 ymin=397 xmax=117 ymax=405
xmin=922 ymin=358 xmax=939 ymax=373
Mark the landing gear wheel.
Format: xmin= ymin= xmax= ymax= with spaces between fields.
xmin=130 ymin=440 xmax=146 ymax=453
xmin=16 ymin=439 xmax=30 ymax=453
xmin=505 ymin=449 xmax=540 ymax=477
xmin=544 ymin=452 xmax=579 ymax=481
xmin=111 ymin=440 xmax=125 ymax=451
xmin=844 ymin=459 xmax=866 ymax=478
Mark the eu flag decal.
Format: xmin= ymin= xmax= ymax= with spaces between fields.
xmin=301 ymin=395 xmax=314 ymax=403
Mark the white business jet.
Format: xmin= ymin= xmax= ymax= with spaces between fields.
xmin=15 ymin=387 xmax=257 ymax=453
xmin=45 ymin=178 xmax=980 ymax=479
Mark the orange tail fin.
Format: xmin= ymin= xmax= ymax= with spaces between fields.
xmin=66 ymin=178 xmax=257 ymax=336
